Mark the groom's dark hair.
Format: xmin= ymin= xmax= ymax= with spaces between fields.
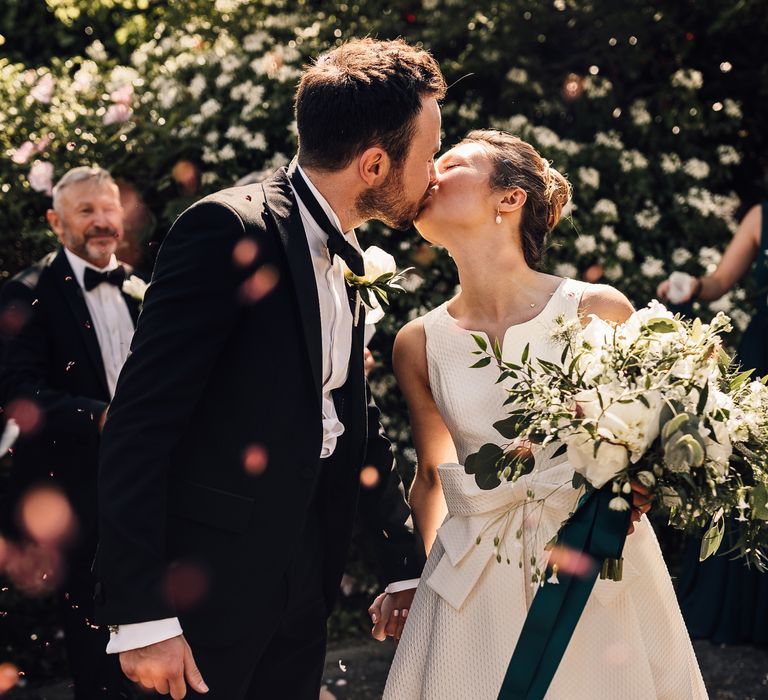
xmin=295 ymin=38 xmax=446 ymax=171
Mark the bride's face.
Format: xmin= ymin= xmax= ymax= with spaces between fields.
xmin=414 ymin=142 xmax=498 ymax=245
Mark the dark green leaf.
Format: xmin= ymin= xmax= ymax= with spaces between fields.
xmin=470 ymin=357 xmax=492 ymax=368
xmin=471 ymin=334 xmax=488 ymax=352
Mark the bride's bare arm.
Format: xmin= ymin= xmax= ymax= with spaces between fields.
xmin=393 ymin=319 xmax=457 ymax=556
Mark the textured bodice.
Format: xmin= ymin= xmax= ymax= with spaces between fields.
xmin=422 ymin=277 xmax=588 ymax=463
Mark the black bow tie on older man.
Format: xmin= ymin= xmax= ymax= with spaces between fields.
xmin=289 ymin=169 xmax=365 ymax=277
xmin=83 ymin=265 xmax=126 ymax=292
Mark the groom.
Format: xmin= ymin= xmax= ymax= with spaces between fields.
xmin=95 ymin=38 xmax=446 ymax=698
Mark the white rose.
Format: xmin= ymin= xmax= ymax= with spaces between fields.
xmin=581 ymin=314 xmax=612 ymax=350
xmin=574 ymin=387 xmax=663 ymax=458
xmin=122 ymin=275 xmax=148 ymax=301
xmin=357 ymin=246 xmax=396 ymax=283
xmin=565 ymin=428 xmax=629 ymax=489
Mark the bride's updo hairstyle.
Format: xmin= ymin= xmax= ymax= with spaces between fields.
xmin=462 ymin=129 xmax=571 ymax=267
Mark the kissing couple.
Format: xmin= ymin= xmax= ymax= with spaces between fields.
xmin=96 ymin=37 xmax=706 ymax=700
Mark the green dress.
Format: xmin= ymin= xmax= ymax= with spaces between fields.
xmin=677 ymin=202 xmax=768 ymax=646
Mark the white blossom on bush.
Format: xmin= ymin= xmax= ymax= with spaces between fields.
xmin=574 ymin=234 xmax=597 ymax=255
xmin=671 ymin=69 xmax=703 ymax=90
xmin=616 ymin=241 xmax=634 ymax=261
xmin=672 ymin=248 xmax=693 ymax=266
xmin=593 ymin=198 xmax=619 ymax=220
xmin=555 ymin=262 xmax=578 ymax=278
xmin=577 ymin=166 xmax=600 ymax=189
xmin=630 ymin=100 xmax=652 ymax=126
xmin=506 ymin=68 xmax=528 ymax=84
xmin=723 ymin=99 xmax=743 ymax=120
xmin=620 ymin=149 xmax=649 ymax=172
xmin=717 ymin=145 xmax=741 ymax=166
xmin=684 ymin=158 xmax=710 ymax=180
xmin=641 ymin=256 xmax=665 ymax=278
xmin=600 ymin=225 xmax=617 ymax=242
xmin=661 ymin=153 xmax=682 ymax=173
xmin=699 ymin=246 xmax=722 ymax=272
xmin=635 ymin=203 xmax=661 ymax=230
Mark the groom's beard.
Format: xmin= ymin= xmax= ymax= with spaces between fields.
xmin=355 ymin=166 xmax=424 ymax=231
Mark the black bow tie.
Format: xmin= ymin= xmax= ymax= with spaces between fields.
xmin=83 ymin=265 xmax=126 ymax=292
xmin=290 ymin=168 xmax=365 ymax=277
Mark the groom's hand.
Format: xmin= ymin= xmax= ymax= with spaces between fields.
xmin=368 ymin=589 xmax=416 ymax=642
xmin=119 ymin=634 xmax=208 ymax=698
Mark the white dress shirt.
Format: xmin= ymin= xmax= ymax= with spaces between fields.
xmin=63 ymin=248 xmax=134 ymax=398
xmin=107 ymin=169 xmax=416 ymax=654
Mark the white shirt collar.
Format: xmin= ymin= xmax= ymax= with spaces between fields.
xmin=295 ymin=164 xmax=360 ymax=251
xmin=63 ymin=247 xmax=119 ymax=291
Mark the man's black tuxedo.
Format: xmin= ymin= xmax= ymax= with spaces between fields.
xmin=95 ymin=164 xmax=421 ymax=693
xmin=0 ymin=247 xmax=141 ymax=698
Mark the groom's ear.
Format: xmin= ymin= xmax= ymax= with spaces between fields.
xmin=358 ymin=147 xmax=391 ymax=186
xmin=499 ymin=187 xmax=527 ymax=213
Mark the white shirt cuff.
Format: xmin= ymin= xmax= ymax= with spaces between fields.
xmin=106 ymin=617 xmax=183 ymax=654
xmin=384 ymin=578 xmax=420 ymax=594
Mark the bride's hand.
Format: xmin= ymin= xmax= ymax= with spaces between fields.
xmin=628 ymin=481 xmax=653 ymax=535
xmin=368 ymin=589 xmax=416 ymax=642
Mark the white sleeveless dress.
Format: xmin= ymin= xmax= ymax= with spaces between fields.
xmin=383 ymin=278 xmax=707 ymax=700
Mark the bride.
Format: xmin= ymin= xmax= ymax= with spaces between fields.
xmin=380 ymin=130 xmax=707 ymax=699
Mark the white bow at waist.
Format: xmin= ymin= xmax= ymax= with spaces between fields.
xmin=427 ymin=448 xmax=579 ymax=610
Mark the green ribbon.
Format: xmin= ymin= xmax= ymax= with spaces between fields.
xmin=497 ymin=487 xmax=630 ymax=700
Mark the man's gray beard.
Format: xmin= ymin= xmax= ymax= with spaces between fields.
xmin=355 ymin=170 xmax=423 ymax=231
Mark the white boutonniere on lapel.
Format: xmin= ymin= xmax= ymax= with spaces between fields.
xmin=342 ymin=246 xmax=413 ymax=325
xmin=122 ymin=275 xmax=148 ymax=303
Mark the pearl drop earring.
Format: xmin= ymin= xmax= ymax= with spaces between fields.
xmin=495 ymin=208 xmax=502 ymax=225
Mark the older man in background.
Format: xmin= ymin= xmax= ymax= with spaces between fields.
xmin=0 ymin=166 xmax=143 ymax=698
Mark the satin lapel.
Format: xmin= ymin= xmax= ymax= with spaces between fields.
xmin=51 ymin=249 xmax=110 ymax=396
xmin=261 ymin=167 xmax=323 ymax=408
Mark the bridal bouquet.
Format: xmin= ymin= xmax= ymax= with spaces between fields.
xmin=467 ymin=300 xmax=768 ymax=574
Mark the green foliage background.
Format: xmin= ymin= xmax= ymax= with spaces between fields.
xmin=1 ymin=0 xmax=767 ymax=686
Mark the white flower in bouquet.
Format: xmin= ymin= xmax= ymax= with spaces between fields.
xmin=571 ymin=385 xmax=664 ymax=462
xmin=702 ymin=421 xmax=733 ymax=475
xmin=564 ymin=427 xmax=629 ymax=489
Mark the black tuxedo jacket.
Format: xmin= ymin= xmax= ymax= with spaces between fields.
xmin=0 ymin=248 xmax=141 ymax=567
xmin=95 ymin=164 xmax=421 ymax=645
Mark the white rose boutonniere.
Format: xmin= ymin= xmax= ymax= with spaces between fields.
xmin=342 ymin=246 xmax=412 ymax=325
xmin=122 ymin=274 xmax=148 ymax=303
